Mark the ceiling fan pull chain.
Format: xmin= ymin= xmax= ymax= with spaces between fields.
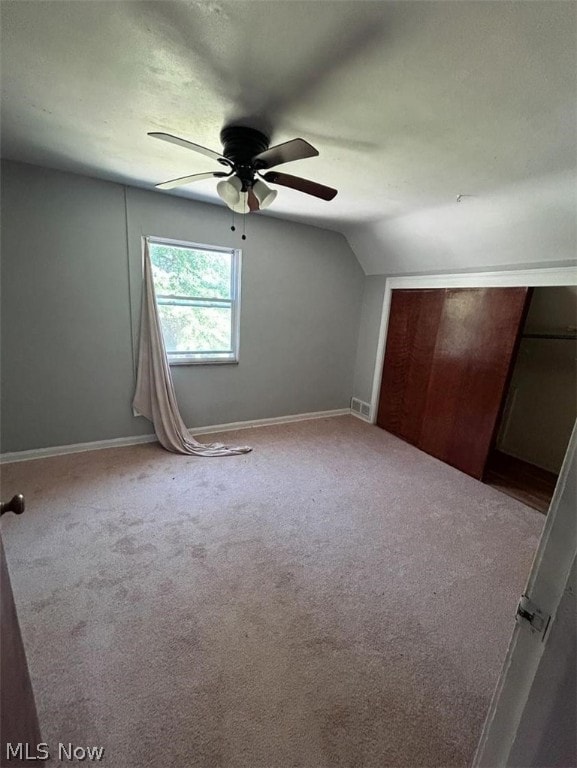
xmin=230 ymin=209 xmax=236 ymax=232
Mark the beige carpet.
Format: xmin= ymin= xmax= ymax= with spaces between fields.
xmin=1 ymin=416 xmax=543 ymax=768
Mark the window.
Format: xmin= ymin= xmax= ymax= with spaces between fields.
xmin=147 ymin=237 xmax=241 ymax=365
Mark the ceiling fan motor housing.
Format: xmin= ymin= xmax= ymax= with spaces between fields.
xmin=219 ymin=125 xmax=270 ymax=188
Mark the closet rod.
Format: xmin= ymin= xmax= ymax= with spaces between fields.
xmin=522 ymin=333 xmax=577 ymax=341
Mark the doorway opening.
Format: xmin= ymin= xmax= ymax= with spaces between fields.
xmin=484 ymin=286 xmax=577 ymax=513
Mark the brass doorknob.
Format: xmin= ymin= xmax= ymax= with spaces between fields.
xmin=0 ymin=494 xmax=25 ymax=516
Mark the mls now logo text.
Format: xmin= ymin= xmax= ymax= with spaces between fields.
xmin=5 ymin=743 xmax=105 ymax=761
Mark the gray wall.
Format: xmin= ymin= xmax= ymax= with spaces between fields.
xmin=1 ymin=161 xmax=364 ymax=453
xmin=352 ymin=275 xmax=387 ymax=405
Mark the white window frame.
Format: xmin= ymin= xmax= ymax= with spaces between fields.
xmin=145 ymin=236 xmax=242 ymax=366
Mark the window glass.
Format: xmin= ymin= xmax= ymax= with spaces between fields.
xmin=157 ymin=304 xmax=232 ymax=353
xmin=150 ymin=244 xmax=232 ymax=299
xmin=148 ymin=238 xmax=240 ymax=365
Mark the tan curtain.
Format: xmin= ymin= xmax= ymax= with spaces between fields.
xmin=132 ymin=241 xmax=252 ymax=457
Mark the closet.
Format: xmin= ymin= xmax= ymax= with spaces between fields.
xmin=377 ymin=287 xmax=531 ymax=480
xmin=485 ymin=286 xmax=577 ymax=510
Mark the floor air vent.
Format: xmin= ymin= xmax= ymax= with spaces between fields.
xmin=351 ymin=398 xmax=371 ymax=421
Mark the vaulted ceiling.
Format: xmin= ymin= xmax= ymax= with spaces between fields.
xmin=2 ymin=1 xmax=575 ymax=272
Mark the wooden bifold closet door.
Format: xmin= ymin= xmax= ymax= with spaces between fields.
xmin=377 ymin=287 xmax=530 ymax=479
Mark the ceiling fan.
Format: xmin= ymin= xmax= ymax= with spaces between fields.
xmin=149 ymin=125 xmax=338 ymax=213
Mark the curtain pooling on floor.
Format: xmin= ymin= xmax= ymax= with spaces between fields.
xmin=132 ymin=241 xmax=252 ymax=457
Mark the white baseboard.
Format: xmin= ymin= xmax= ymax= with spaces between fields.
xmin=350 ymin=409 xmax=373 ymax=424
xmin=0 ymin=408 xmax=351 ymax=465
xmin=0 ymin=433 xmax=158 ymax=465
xmin=192 ymin=408 xmax=350 ymax=436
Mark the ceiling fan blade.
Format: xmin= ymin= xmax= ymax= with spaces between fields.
xmin=263 ymin=171 xmax=337 ymax=201
xmin=253 ymin=138 xmax=319 ymax=169
xmin=148 ymin=132 xmax=230 ymax=165
xmin=247 ymin=188 xmax=260 ymax=212
xmin=155 ymin=171 xmax=229 ymax=190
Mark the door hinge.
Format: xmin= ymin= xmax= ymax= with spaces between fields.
xmin=516 ymin=594 xmax=551 ymax=639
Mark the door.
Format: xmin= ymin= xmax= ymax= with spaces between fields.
xmin=1 ymin=495 xmax=42 ymax=768
xmin=473 ymin=421 xmax=576 ymax=767
xmin=376 ymin=289 xmax=445 ymax=445
xmin=377 ymin=287 xmax=531 ymax=479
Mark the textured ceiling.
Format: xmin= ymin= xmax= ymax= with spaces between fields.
xmin=2 ymin=0 xmax=576 ymax=238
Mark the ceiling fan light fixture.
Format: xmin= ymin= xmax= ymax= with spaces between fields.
xmin=228 ymin=191 xmax=250 ymax=214
xmin=252 ymin=179 xmax=277 ymax=209
xmin=216 ymin=175 xmax=243 ymax=206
